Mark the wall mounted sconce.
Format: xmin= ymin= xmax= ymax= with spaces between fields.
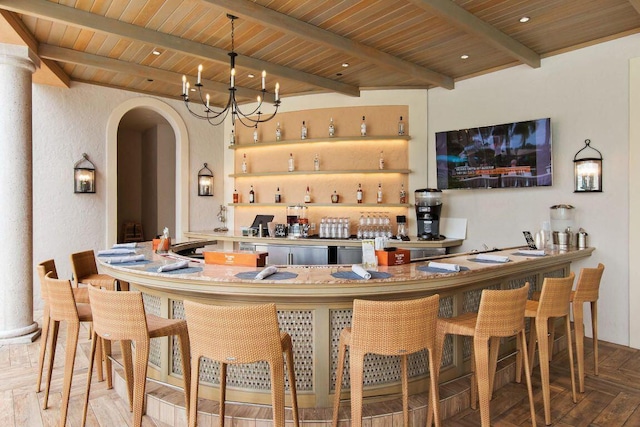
xmin=574 ymin=139 xmax=602 ymax=192
xmin=198 ymin=163 xmax=214 ymax=196
xmin=74 ymin=153 xmax=96 ymax=193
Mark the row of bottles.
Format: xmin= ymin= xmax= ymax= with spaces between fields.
xmin=356 ymin=212 xmax=394 ymax=239
xmin=232 ymin=183 xmax=407 ymax=204
xmin=319 ymin=217 xmax=351 ymax=239
xmin=231 ymin=116 xmax=406 ymax=144
xmin=240 ymin=151 xmax=389 ymax=173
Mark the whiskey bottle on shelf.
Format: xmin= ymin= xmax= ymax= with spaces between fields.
xmin=275 ymin=122 xmax=282 ymax=141
xmin=398 ymin=116 xmax=405 ymax=136
xmin=399 ymin=183 xmax=407 ymax=204
xmin=230 ymin=129 xmax=235 ymax=145
xmin=331 ymin=190 xmax=339 ymax=203
xmin=356 ymin=183 xmax=363 ymax=204
xmin=253 ymin=125 xmax=258 ymax=143
xmin=379 ymin=151 xmax=385 ymax=170
xmin=314 ymin=154 xmax=320 ymax=171
xmin=304 ymin=186 xmax=311 ymax=203
xmin=275 ymin=186 xmax=282 ymax=203
xmin=377 ymin=183 xmax=383 ymax=204
xmin=288 ymin=153 xmax=295 ymax=172
xmin=301 ymin=121 xmax=308 ymax=140
xmin=360 ymin=116 xmax=367 ymax=136
xmin=249 ymin=185 xmax=255 ymax=203
xmin=328 ymin=117 xmax=335 ymax=137
xmin=241 ymin=153 xmax=248 ymax=173
xmin=233 ymin=188 xmax=239 ymax=203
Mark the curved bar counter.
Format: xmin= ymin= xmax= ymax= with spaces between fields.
xmin=98 ymin=242 xmax=593 ymax=410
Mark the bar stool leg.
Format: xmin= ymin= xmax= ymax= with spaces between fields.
xmin=474 ymin=337 xmax=492 ymax=427
xmin=36 ymin=304 xmax=51 ymax=393
xmin=591 ymin=302 xmax=599 ymax=376
xmin=43 ymin=320 xmax=60 ymax=410
xmin=573 ymin=302 xmax=586 ymax=393
xmin=59 ymin=321 xmax=80 ymax=427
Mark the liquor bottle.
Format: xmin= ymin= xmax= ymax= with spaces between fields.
xmin=331 ymin=190 xmax=339 ymax=203
xmin=379 ymin=151 xmax=385 ymax=170
xmin=328 ymin=117 xmax=335 ymax=137
xmin=253 ymin=125 xmax=258 ymax=143
xmin=275 ymin=122 xmax=282 ymax=141
xmin=314 ymin=154 xmax=320 ymax=171
xmin=399 ymin=183 xmax=407 ymax=204
xmin=230 ymin=129 xmax=235 ymax=145
xmin=233 ymin=188 xmax=239 ymax=203
xmin=360 ymin=115 xmax=367 ymax=136
xmin=356 ymin=183 xmax=363 ymax=204
xmin=377 ymin=183 xmax=383 ymax=204
xmin=304 ymin=186 xmax=311 ymax=203
xmin=398 ymin=116 xmax=405 ymax=136
xmin=288 ymin=153 xmax=295 ymax=172
xmin=301 ymin=120 xmax=307 ymax=140
xmin=275 ymin=186 xmax=281 ymax=203
xmin=241 ymin=153 xmax=248 ymax=173
xmin=249 ymin=185 xmax=255 ymax=203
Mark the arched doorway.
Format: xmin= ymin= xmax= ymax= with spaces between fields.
xmin=106 ymin=98 xmax=189 ymax=247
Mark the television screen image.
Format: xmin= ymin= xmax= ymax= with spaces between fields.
xmin=435 ymin=118 xmax=552 ymax=190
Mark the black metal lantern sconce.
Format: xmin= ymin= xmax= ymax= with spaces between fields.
xmin=198 ymin=163 xmax=214 ymax=196
xmin=574 ymin=139 xmax=602 ymax=193
xmin=74 ymin=153 xmax=96 ymax=194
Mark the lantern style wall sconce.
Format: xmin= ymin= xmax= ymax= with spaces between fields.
xmin=74 ymin=153 xmax=96 ymax=194
xmin=198 ymin=163 xmax=214 ymax=196
xmin=574 ymin=139 xmax=602 ymax=192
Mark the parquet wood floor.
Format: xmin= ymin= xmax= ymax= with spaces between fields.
xmin=2 ymin=312 xmax=640 ymax=426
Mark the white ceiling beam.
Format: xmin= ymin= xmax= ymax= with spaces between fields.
xmin=200 ymin=0 xmax=455 ymax=90
xmin=408 ymin=0 xmax=541 ymax=68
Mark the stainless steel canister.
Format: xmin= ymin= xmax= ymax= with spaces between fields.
xmin=578 ymin=230 xmax=588 ymax=249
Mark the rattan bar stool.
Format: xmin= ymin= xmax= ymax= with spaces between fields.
xmin=435 ymin=284 xmax=536 ymax=427
xmin=519 ymin=273 xmax=577 ymax=425
xmin=332 ymin=295 xmax=442 ymax=427
xmin=42 ymin=272 xmax=104 ymax=427
xmin=70 ymin=249 xmax=122 ymax=293
xmin=183 ymin=301 xmax=299 ymax=427
xmin=81 ymin=286 xmax=191 ymax=427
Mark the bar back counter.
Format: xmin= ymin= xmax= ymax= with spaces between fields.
xmin=98 ymin=242 xmax=593 ymax=411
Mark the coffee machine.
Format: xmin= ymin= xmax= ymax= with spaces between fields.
xmin=415 ymin=188 xmax=444 ymax=240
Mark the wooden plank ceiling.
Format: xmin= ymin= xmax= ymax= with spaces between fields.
xmin=0 ymin=0 xmax=639 ymax=106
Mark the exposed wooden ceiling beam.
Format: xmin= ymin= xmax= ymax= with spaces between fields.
xmin=38 ymin=44 xmax=270 ymax=103
xmin=408 ymin=0 xmax=541 ymax=68
xmin=0 ymin=0 xmax=360 ymax=97
xmin=200 ymin=0 xmax=455 ymax=90
xmin=629 ymin=0 xmax=640 ymax=15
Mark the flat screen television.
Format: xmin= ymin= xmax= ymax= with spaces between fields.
xmin=435 ymin=118 xmax=552 ymax=190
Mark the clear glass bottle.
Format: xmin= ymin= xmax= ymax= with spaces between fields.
xmin=275 ymin=186 xmax=281 ymax=203
xmin=275 ymin=122 xmax=282 ymax=141
xmin=304 ymin=185 xmax=311 ymax=203
xmin=356 ymin=183 xmax=363 ymax=204
xmin=398 ymin=116 xmax=405 ymax=136
xmin=328 ymin=117 xmax=335 ymax=137
xmin=379 ymin=151 xmax=384 ymax=170
xmin=253 ymin=125 xmax=258 ymax=143
xmin=288 ymin=153 xmax=295 ymax=172
xmin=249 ymin=185 xmax=255 ymax=203
xmin=241 ymin=153 xmax=248 ymax=173
xmin=399 ymin=183 xmax=407 ymax=204
xmin=314 ymin=154 xmax=320 ymax=171
xmin=360 ymin=115 xmax=367 ymax=136
xmin=377 ymin=183 xmax=383 ymax=204
xmin=233 ymin=188 xmax=239 ymax=203
xmin=301 ymin=120 xmax=307 ymax=140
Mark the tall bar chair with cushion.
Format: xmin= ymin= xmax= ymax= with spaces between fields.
xmin=332 ymin=295 xmax=442 ymax=427
xmin=436 ymin=284 xmax=536 ymax=427
xmin=42 ymin=272 xmax=103 ymax=427
xmin=519 ymin=273 xmax=577 ymax=425
xmin=183 ymin=301 xmax=299 ymax=427
xmin=81 ymin=286 xmax=191 ymax=427
xmin=70 ymin=249 xmax=119 ymax=293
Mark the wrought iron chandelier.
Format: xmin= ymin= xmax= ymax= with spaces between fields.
xmin=181 ymin=14 xmax=280 ymax=127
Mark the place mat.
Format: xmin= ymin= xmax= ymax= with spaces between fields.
xmin=147 ymin=266 xmax=203 ymax=275
xmin=98 ymin=252 xmax=138 ymax=257
xmin=512 ymin=251 xmax=547 ymax=257
xmin=467 ymin=257 xmax=511 ymax=264
xmin=331 ymin=271 xmax=393 ymax=280
xmin=418 ymin=265 xmax=470 ymax=273
xmin=108 ymin=260 xmax=151 ymax=267
xmin=235 ymin=271 xmax=298 ymax=280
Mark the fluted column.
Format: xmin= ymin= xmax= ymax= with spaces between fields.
xmin=0 ymin=44 xmax=40 ymax=342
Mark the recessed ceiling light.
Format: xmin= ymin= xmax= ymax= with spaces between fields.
xmin=152 ymin=49 xmax=162 ymax=56
xmin=190 ymin=87 xmax=196 ymax=92
xmin=247 ymin=73 xmax=255 ymax=78
xmin=519 ymin=16 xmax=530 ymax=23
xmin=460 ymin=54 xmax=469 ymax=60
xmin=341 ymin=63 xmax=349 ymax=68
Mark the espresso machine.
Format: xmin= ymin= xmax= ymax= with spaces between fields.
xmin=415 ymin=188 xmax=444 ymax=240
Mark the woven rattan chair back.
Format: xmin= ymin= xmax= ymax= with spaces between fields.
xmin=183 ymin=300 xmax=299 ymax=427
xmin=474 ymin=284 xmax=529 ymax=340
xmin=87 ymin=285 xmax=149 ymax=342
xmin=37 ymin=259 xmax=57 ymax=299
xmin=574 ymin=263 xmax=604 ymax=303
xmin=70 ymin=250 xmax=99 ymax=286
xmin=35 ymin=260 xmax=58 ymax=394
xmin=45 ymin=272 xmax=80 ymax=322
xmin=537 ymin=273 xmax=575 ymax=319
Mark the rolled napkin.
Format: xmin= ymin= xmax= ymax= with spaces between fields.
xmin=255 ymin=266 xmax=278 ymax=280
xmin=351 ymin=264 xmax=372 ymax=280
xmin=476 ymin=253 xmax=510 ymax=263
xmin=157 ymin=260 xmax=189 ymax=273
xmin=517 ymin=249 xmax=545 ymax=256
xmin=98 ymin=248 xmax=136 ymax=256
xmin=428 ymin=261 xmax=460 ymax=272
xmin=103 ymin=254 xmax=145 ymax=264
xmin=112 ymin=242 xmax=137 ymax=248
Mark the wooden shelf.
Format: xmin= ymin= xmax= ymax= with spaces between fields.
xmin=229 ymin=203 xmax=411 ymax=207
xmin=230 ymin=169 xmax=411 ymax=178
xmin=228 ymin=135 xmax=410 ymax=149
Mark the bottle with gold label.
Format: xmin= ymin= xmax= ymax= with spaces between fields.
xmin=399 ymin=183 xmax=407 ymax=204
xmin=249 ymin=185 xmax=255 ymax=203
xmin=275 ymin=186 xmax=281 ymax=203
xmin=233 ymin=188 xmax=239 ymax=203
xmin=356 ymin=183 xmax=363 ymax=204
xmin=304 ymin=186 xmax=311 ymax=203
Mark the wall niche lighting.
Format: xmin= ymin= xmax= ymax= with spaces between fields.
xmin=574 ymin=139 xmax=602 ymax=192
xmin=74 ymin=153 xmax=96 ymax=194
xmin=198 ymin=163 xmax=214 ymax=196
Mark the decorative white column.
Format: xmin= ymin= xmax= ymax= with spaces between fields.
xmin=0 ymin=44 xmax=40 ymax=343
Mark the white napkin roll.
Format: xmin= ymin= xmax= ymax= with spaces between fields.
xmin=352 ymin=264 xmax=372 ymax=280
xmin=428 ymin=261 xmax=460 ymax=272
xmin=518 ymin=249 xmax=545 ymax=256
xmin=157 ymin=260 xmax=189 ymax=272
xmin=112 ymin=242 xmax=137 ymax=248
xmin=476 ymin=254 xmax=510 ymax=263
xmin=255 ymin=266 xmax=278 ymax=280
xmin=104 ymin=254 xmax=145 ymax=264
xmin=98 ymin=248 xmax=136 ymax=256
